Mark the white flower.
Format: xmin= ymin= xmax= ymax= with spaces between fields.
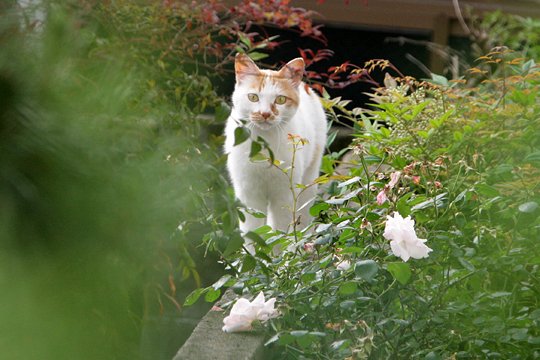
xmin=303 ymin=242 xmax=315 ymax=253
xmin=383 ymin=212 xmax=432 ymax=262
xmin=222 ymin=292 xmax=279 ymax=333
xmin=336 ymin=259 xmax=351 ymax=271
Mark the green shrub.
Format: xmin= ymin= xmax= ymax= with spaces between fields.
xmin=194 ymin=50 xmax=540 ymax=358
xmin=0 ymin=2 xmax=218 ymax=358
xmin=469 ymin=10 xmax=540 ymax=61
xmin=0 ymin=1 xmax=329 ymax=357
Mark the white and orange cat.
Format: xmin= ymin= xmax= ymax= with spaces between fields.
xmin=224 ymin=53 xmax=327 ymax=240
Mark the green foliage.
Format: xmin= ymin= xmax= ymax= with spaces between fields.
xmin=6 ymin=1 xmax=540 ymax=358
xmin=0 ymin=1 xmax=231 ymax=358
xmin=470 ymin=10 xmax=540 ymax=61
xmin=189 ymin=49 xmax=540 ymax=358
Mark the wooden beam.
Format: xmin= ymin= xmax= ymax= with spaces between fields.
xmin=430 ymin=13 xmax=450 ymax=74
xmin=284 ymin=0 xmax=540 ymax=35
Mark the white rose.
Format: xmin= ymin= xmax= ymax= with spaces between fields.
xmin=222 ymin=292 xmax=279 ymax=333
xmin=383 ymin=212 xmax=432 ymax=262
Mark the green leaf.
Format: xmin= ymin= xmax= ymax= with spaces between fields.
xmin=204 ymin=288 xmax=221 ymax=302
xmin=276 ymin=333 xmax=295 ymax=345
xmin=475 ymin=183 xmax=499 ymax=197
xmin=223 ymin=234 xmax=244 ymax=257
xmin=518 ymin=201 xmax=538 ymax=213
xmin=211 ymin=274 xmax=232 ymax=291
xmin=249 ymin=140 xmax=262 ymax=158
xmin=418 ymin=130 xmax=429 ymax=139
xmin=331 ymin=339 xmax=350 ymax=350
xmin=338 ymin=229 xmax=356 ymax=242
xmin=522 ymin=59 xmax=536 ymax=73
xmin=387 ymin=262 xmax=412 ymax=285
xmin=396 ymin=195 xmax=412 ymax=217
xmin=412 ymin=319 xmax=427 ymax=331
xmin=354 ymin=260 xmax=378 ymax=281
xmin=363 ymin=155 xmax=383 ymax=163
xmin=249 ymin=153 xmax=268 ymax=162
xmin=489 ymin=291 xmax=512 ymax=298
xmin=326 ymin=130 xmax=338 ymax=147
xmin=425 ymin=351 xmax=442 ymax=360
xmin=411 ymin=193 xmax=447 ymax=211
xmin=234 ymin=126 xmax=250 ymax=146
xmin=301 ymin=272 xmax=316 ymax=283
xmin=290 ymin=330 xmax=309 ymax=337
xmin=380 ymin=126 xmax=391 ymax=137
xmin=458 ymin=257 xmax=475 ymax=271
xmin=430 ymin=73 xmax=449 ymax=87
xmin=319 ymin=254 xmax=333 ymax=268
xmin=214 ymin=101 xmax=231 ymax=122
xmin=253 ymin=225 xmax=272 ymax=235
xmin=264 ymin=334 xmax=280 ymax=346
xmin=245 ymin=231 xmax=267 ymax=247
xmin=241 ymin=255 xmax=256 ymax=273
xmin=309 ymin=202 xmax=330 ymax=217
xmin=340 ymin=246 xmax=363 ymax=254
xmin=184 ymin=288 xmax=206 ymax=306
xmin=529 ymin=309 xmax=540 ymax=320
xmin=248 ymin=51 xmax=268 ymax=61
xmin=338 ymin=281 xmax=358 ymax=295
xmin=238 ymin=33 xmax=251 ymax=47
xmin=296 ymin=335 xmax=315 ymax=348
xmin=365 ymin=211 xmax=382 ymax=221
xmin=411 ymin=101 xmax=430 ymax=119
xmin=524 ymin=151 xmax=540 ymax=164
xmin=255 ymin=250 xmax=272 ymax=263
xmin=246 ymin=208 xmax=266 ymax=218
xmin=340 ymin=300 xmax=356 ymax=309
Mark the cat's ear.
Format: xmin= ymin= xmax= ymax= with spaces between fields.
xmin=235 ymin=53 xmax=260 ymax=83
xmin=278 ymin=58 xmax=304 ymax=88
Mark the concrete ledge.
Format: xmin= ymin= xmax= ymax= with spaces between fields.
xmin=173 ymin=293 xmax=266 ymax=360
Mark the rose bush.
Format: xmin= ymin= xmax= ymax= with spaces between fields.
xmin=188 ymin=50 xmax=540 ymax=358
xmin=8 ymin=1 xmax=539 ymax=358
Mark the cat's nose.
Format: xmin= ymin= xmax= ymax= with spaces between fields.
xmin=261 ymin=112 xmax=272 ymax=120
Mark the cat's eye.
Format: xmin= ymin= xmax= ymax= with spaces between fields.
xmin=247 ymin=93 xmax=259 ymax=102
xmin=275 ymin=95 xmax=287 ymax=105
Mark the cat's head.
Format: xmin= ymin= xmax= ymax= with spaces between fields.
xmin=232 ymin=53 xmax=304 ymax=130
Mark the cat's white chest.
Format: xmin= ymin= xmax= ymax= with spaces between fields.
xmin=225 ymin=129 xmax=292 ymax=197
xmin=223 ymin=68 xmax=326 ymax=234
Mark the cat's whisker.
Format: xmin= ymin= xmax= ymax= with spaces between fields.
xmin=276 ymin=122 xmax=287 ymax=154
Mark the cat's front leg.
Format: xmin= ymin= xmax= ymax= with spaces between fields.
xmin=267 ymin=191 xmax=295 ymax=234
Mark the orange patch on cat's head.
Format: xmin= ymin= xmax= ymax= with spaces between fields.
xmin=235 ymin=53 xmax=261 ymax=84
xmin=235 ymin=54 xmax=304 ymax=105
xmin=278 ymin=58 xmax=305 ymax=88
xmin=274 ymin=77 xmax=300 ymax=106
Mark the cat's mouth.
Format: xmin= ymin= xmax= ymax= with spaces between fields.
xmin=250 ymin=116 xmax=279 ymax=130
